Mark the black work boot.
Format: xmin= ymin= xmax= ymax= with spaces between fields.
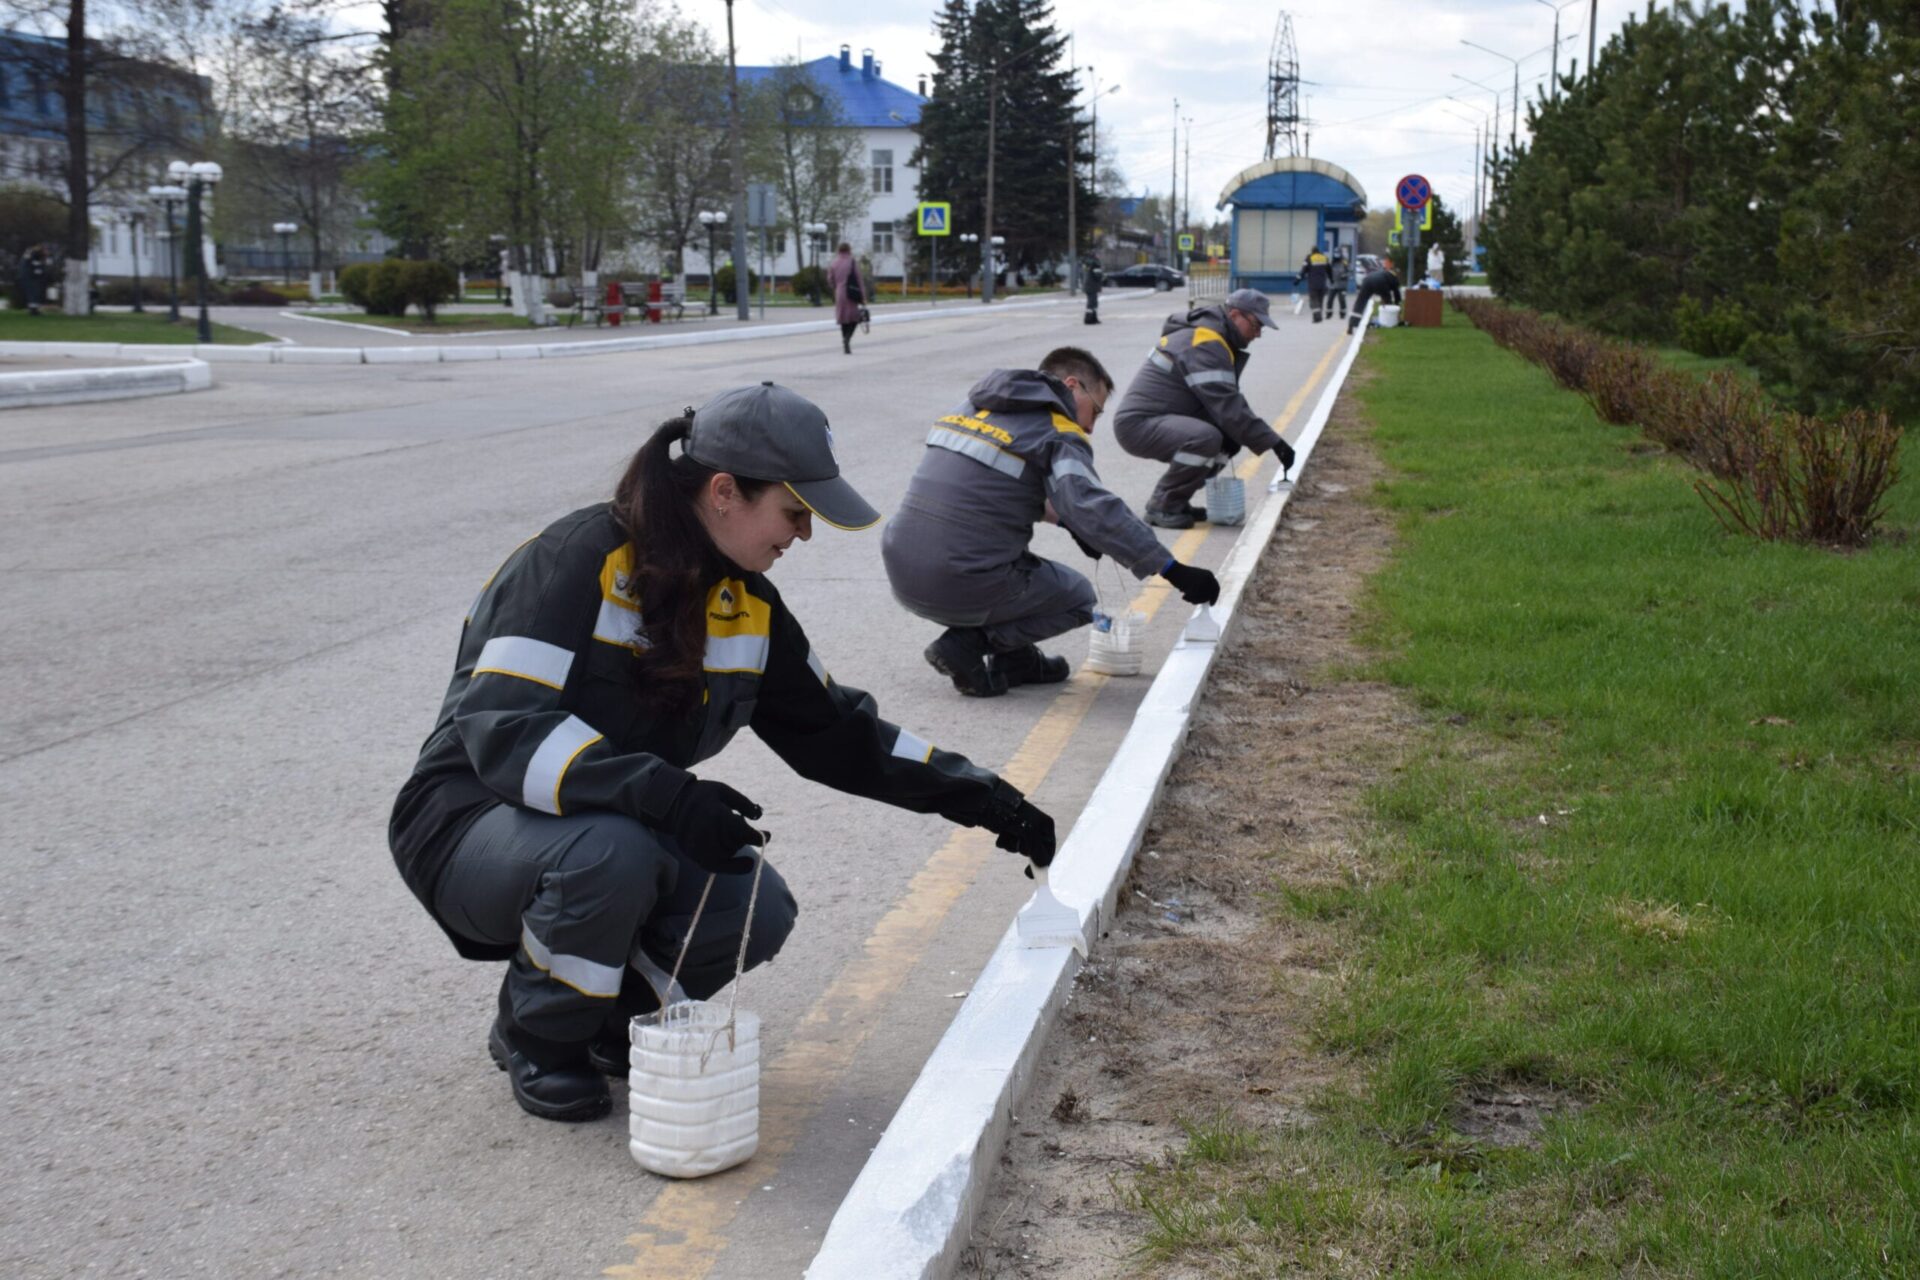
xmin=1145 ymin=505 xmax=1196 ymax=529
xmin=488 ymin=1015 xmax=612 ymax=1122
xmin=586 ymin=976 xmax=666 ymax=1077
xmin=923 ymin=627 xmax=1007 ymax=697
xmin=996 ymin=644 xmax=1070 ymax=687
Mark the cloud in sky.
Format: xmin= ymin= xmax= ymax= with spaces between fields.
xmin=735 ymin=0 xmax=1659 ymax=223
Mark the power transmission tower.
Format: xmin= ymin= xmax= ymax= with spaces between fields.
xmin=1265 ymin=12 xmax=1302 ymax=159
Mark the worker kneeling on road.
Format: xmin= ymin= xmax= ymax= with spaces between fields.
xmin=882 ymin=346 xmax=1222 ymax=698
xmin=1348 ymin=260 xmax=1402 ymax=333
xmin=390 ymin=384 xmax=1055 ymax=1125
xmin=1112 ymin=287 xmax=1297 ymax=529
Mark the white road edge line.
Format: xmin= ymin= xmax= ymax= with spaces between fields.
xmin=804 ymin=305 xmax=1379 ymax=1280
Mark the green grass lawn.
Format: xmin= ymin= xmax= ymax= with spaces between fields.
xmin=1131 ymin=308 xmax=1919 ymax=1274
xmin=0 ymin=310 xmax=273 ymax=344
xmin=329 ymin=312 xmax=540 ymax=334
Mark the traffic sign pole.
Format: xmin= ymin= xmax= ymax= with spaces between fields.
xmin=916 ymin=202 xmax=952 ymax=310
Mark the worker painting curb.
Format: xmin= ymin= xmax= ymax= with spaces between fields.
xmin=0 ymin=358 xmax=211 ymax=410
xmin=804 ymin=305 xmax=1377 ymax=1280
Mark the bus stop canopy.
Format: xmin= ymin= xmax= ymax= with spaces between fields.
xmin=1216 ymin=157 xmax=1368 ymax=293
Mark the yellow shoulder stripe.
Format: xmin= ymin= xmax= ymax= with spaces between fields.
xmin=1050 ymin=412 xmax=1087 ymax=437
xmin=1192 ymin=327 xmax=1230 ymax=351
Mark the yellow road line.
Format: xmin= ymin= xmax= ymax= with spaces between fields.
xmin=612 ymin=339 xmax=1335 ymax=1278
xmin=1235 ymin=332 xmax=1344 ymax=481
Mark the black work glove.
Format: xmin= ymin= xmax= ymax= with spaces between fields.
xmin=1162 ymin=560 xmax=1221 ymax=606
xmin=957 ymin=781 xmax=1058 ymax=869
xmin=664 ymin=779 xmax=764 ymax=875
xmin=1067 ymin=526 xmax=1102 ymax=561
xmin=1271 ymin=438 xmax=1297 ymax=470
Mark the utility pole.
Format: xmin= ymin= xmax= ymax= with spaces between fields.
xmin=1588 ymin=0 xmax=1598 ymax=82
xmin=985 ymin=65 xmax=999 ymax=303
xmin=1182 ymin=115 xmax=1191 ymax=270
xmin=725 ymin=0 xmax=749 ymax=320
xmin=1066 ymin=110 xmax=1077 ymax=294
xmin=1169 ymin=96 xmax=1178 ymax=267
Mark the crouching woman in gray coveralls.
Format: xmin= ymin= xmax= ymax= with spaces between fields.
xmin=389 ymin=384 xmax=1056 ymax=1122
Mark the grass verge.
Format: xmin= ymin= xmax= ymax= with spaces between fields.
xmin=1129 ymin=308 xmax=1919 ymax=1274
xmin=323 ymin=313 xmax=539 ymax=334
xmin=0 ymin=310 xmax=274 ymax=344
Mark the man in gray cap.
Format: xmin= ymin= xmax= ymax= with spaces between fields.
xmin=883 ymin=347 xmax=1222 ymax=697
xmin=1111 ymin=287 xmax=1296 ymax=528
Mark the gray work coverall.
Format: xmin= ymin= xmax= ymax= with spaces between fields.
xmin=1112 ymin=304 xmax=1287 ymax=514
xmin=882 ymin=369 xmax=1172 ymax=652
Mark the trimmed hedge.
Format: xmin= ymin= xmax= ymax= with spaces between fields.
xmin=1449 ymin=293 xmax=1904 ymax=547
xmin=339 ymin=260 xmax=457 ymax=319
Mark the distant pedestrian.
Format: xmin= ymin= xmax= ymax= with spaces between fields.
xmin=826 ymin=243 xmax=864 ymax=355
xmin=1302 ymin=247 xmax=1332 ymax=323
xmin=1081 ymin=256 xmax=1104 ymax=325
xmin=1348 ymin=260 xmax=1402 ymax=333
xmin=1330 ymin=249 xmax=1350 ymax=319
xmin=17 ymin=245 xmax=49 ymax=316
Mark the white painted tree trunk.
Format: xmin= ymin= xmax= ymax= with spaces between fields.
xmin=62 ymin=258 xmax=89 ymax=316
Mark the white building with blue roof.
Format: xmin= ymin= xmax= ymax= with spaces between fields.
xmin=692 ymin=44 xmax=924 ymax=284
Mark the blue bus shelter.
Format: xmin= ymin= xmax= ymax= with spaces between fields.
xmin=1216 ymin=157 xmax=1368 ymax=294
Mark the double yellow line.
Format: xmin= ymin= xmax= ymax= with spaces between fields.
xmin=614 ymin=330 xmax=1345 ymax=1279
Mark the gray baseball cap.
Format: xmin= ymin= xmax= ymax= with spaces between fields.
xmin=1225 ymin=288 xmax=1278 ymax=329
xmin=686 ymin=382 xmax=880 ymax=530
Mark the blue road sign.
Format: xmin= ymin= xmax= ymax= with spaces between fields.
xmin=1396 ymin=173 xmax=1432 ymax=210
xmin=917 ymin=203 xmax=951 ymax=236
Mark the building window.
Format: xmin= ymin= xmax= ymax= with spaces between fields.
xmin=871 ymin=149 xmax=893 ymax=195
xmin=871 ymin=221 xmax=895 ymax=257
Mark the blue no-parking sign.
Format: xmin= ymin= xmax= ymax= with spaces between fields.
xmin=916 ymin=203 xmax=951 ymax=236
xmin=1396 ymin=173 xmax=1432 ymax=211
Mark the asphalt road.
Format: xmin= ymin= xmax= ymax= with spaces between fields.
xmin=0 ymin=288 xmax=1346 ymax=1279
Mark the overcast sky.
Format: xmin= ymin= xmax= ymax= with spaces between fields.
xmin=733 ymin=0 xmax=1665 ymax=223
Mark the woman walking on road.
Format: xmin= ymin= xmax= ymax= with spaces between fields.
xmin=388 ymin=384 xmax=1055 ymax=1124
xmin=826 ymin=242 xmax=864 ymax=354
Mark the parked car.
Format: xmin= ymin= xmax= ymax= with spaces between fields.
xmin=1356 ymin=254 xmax=1383 ymax=275
xmin=1109 ymin=263 xmax=1187 ymax=289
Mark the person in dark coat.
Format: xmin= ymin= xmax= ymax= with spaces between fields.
xmin=17 ymin=245 xmax=49 ymax=316
xmin=1330 ymin=249 xmax=1351 ymax=319
xmin=1348 ymin=261 xmax=1402 ymax=333
xmin=1081 ymin=257 xmax=1104 ymax=325
xmin=1302 ymin=247 xmax=1332 ymax=322
xmin=825 ymin=243 xmax=865 ymax=355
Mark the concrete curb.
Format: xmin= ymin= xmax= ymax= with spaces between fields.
xmin=0 ymin=297 xmax=1068 ymax=366
xmin=0 ymin=358 xmax=211 ymax=410
xmin=803 ymin=310 xmax=1377 ymax=1280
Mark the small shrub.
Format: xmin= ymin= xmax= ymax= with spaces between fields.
xmin=93 ymin=279 xmax=172 ymax=307
xmin=338 ymin=263 xmax=378 ymax=311
xmin=400 ymin=261 xmax=457 ymax=320
xmin=789 ymin=264 xmax=825 ymax=298
xmin=1673 ymin=295 xmax=1752 ymax=359
xmin=1532 ymin=320 xmax=1606 ymax=392
xmin=1685 ymin=370 xmax=1774 ymax=479
xmin=713 ymin=263 xmax=759 ymax=298
xmin=1582 ymin=343 xmax=1659 ymax=426
xmin=224 ymin=284 xmax=293 ymax=306
xmin=1694 ymin=407 xmax=1903 ymax=546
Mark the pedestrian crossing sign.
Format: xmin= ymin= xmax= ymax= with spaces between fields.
xmin=1392 ymin=203 xmax=1433 ymax=232
xmin=916 ymin=203 xmax=951 ymax=236
xmin=1177 ymin=233 xmax=1195 ymax=251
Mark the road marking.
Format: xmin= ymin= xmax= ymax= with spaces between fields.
xmin=1237 ymin=332 xmax=1345 ymax=482
xmin=611 ymin=335 xmax=1337 ymax=1275
xmin=613 ymin=532 xmax=1204 ymax=1280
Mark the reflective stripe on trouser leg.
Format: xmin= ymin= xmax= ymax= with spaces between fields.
xmin=888 ymin=553 xmax=1096 ymax=654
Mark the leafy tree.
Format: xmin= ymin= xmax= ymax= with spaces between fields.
xmin=625 ymin=19 xmax=731 ymax=278
xmin=751 ymin=60 xmax=869 ymax=268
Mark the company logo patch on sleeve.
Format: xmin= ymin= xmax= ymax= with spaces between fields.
xmin=704 ymin=578 xmax=773 ymax=673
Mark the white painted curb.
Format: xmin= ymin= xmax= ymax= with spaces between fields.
xmin=0 ymin=358 xmax=211 ymax=410
xmin=804 ymin=307 xmax=1378 ymax=1280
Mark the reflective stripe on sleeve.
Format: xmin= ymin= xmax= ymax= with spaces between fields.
xmin=705 ymin=632 xmax=771 ymax=674
xmin=1147 ymin=350 xmax=1175 ymax=374
xmin=926 ymin=425 xmax=1027 ymax=479
xmin=520 ymin=925 xmax=622 ymax=998
xmin=890 ymin=727 xmax=934 ymax=763
xmin=805 ymin=648 xmax=832 ymax=688
xmin=1184 ymin=369 xmax=1238 ymax=388
xmin=473 ymin=636 xmax=575 ymax=690
xmin=1049 ymin=457 xmax=1098 ymax=485
xmin=522 ymin=715 xmax=602 ymax=814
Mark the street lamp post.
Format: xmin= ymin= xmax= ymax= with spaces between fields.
xmin=698 ymin=210 xmax=728 ymax=315
xmin=128 ymin=211 xmax=146 ymax=313
xmin=273 ymin=221 xmax=299 ymax=287
xmin=1460 ymin=40 xmax=1523 ymax=155
xmin=147 ymin=183 xmax=187 ymax=323
xmin=169 ymin=160 xmax=223 ymax=342
xmin=1534 ymin=0 xmax=1583 ymax=101
xmin=959 ymin=233 xmax=978 ymax=299
xmin=1068 ymin=72 xmax=1120 ymax=295
xmin=1451 ymin=75 xmax=1503 ymax=215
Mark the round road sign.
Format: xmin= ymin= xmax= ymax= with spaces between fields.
xmin=1396 ymin=173 xmax=1432 ymax=210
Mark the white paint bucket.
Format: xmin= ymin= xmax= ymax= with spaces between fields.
xmin=1085 ymin=608 xmax=1145 ymax=676
xmin=629 ymin=1002 xmax=761 ymax=1178
xmin=1203 ymin=474 xmax=1246 ymax=526
xmin=1378 ymin=304 xmax=1401 ymax=328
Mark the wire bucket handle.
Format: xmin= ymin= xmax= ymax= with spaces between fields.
xmin=653 ymin=828 xmax=770 ymax=1066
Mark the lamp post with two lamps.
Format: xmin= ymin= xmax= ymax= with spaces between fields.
xmin=273 ymin=222 xmax=299 ymax=287
xmin=1067 ymin=71 xmax=1120 ymax=294
xmin=127 ymin=211 xmax=146 ymax=313
xmin=146 ymin=182 xmax=188 ymax=323
xmin=803 ymin=222 xmax=827 ymax=304
xmin=698 ymin=210 xmax=728 ymax=315
xmin=1534 ymin=0 xmax=1583 ymax=101
xmin=168 ymin=160 xmax=223 ymax=342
